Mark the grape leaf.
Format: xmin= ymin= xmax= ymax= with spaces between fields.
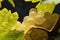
xmin=42 ymin=0 xmax=60 ymax=4
xmin=25 ymin=0 xmax=42 ymax=3
xmin=25 ymin=0 xmax=57 ymax=14
xmin=0 ymin=0 xmax=2 ymax=8
xmin=32 ymin=0 xmax=42 ymax=3
xmin=8 ymin=0 xmax=15 ymax=7
xmin=1 ymin=30 xmax=24 ymax=40
xmin=36 ymin=2 xmax=55 ymax=14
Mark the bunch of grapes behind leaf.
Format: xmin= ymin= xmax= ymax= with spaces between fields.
xmin=0 ymin=0 xmax=60 ymax=40
xmin=24 ymin=0 xmax=60 ymax=40
xmin=0 ymin=7 xmax=59 ymax=40
xmin=22 ymin=8 xmax=59 ymax=34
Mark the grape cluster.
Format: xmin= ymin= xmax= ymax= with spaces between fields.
xmin=23 ymin=8 xmax=59 ymax=40
xmin=22 ymin=8 xmax=46 ymax=34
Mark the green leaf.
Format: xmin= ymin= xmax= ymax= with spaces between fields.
xmin=0 ymin=0 xmax=2 ymax=8
xmin=42 ymin=0 xmax=60 ymax=4
xmin=32 ymin=0 xmax=42 ymax=3
xmin=8 ymin=0 xmax=15 ymax=7
xmin=36 ymin=2 xmax=55 ymax=14
xmin=25 ymin=0 xmax=42 ymax=3
xmin=1 ymin=30 xmax=24 ymax=40
xmin=16 ymin=30 xmax=24 ymax=40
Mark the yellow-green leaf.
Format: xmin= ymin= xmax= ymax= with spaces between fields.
xmin=8 ymin=0 xmax=15 ymax=7
xmin=32 ymin=0 xmax=42 ymax=3
xmin=25 ymin=0 xmax=42 ymax=3
xmin=0 ymin=0 xmax=2 ymax=8
xmin=36 ymin=2 xmax=55 ymax=14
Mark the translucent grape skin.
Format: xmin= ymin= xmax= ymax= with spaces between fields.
xmin=37 ymin=10 xmax=45 ymax=17
xmin=29 ymin=8 xmax=38 ymax=18
xmin=33 ymin=15 xmax=46 ymax=25
xmin=22 ymin=16 xmax=35 ymax=26
xmin=22 ymin=16 xmax=36 ymax=34
xmin=29 ymin=8 xmax=46 ymax=25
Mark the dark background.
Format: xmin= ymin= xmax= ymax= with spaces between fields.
xmin=0 ymin=0 xmax=60 ymax=22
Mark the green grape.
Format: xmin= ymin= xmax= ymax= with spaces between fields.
xmin=37 ymin=10 xmax=45 ymax=17
xmin=22 ymin=16 xmax=36 ymax=34
xmin=29 ymin=8 xmax=38 ymax=18
xmin=43 ymin=12 xmax=51 ymax=18
xmin=23 ymin=16 xmax=35 ymax=26
xmin=33 ymin=15 xmax=46 ymax=25
xmin=22 ymin=22 xmax=33 ymax=34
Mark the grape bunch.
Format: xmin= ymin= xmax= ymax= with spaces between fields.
xmin=23 ymin=8 xmax=59 ymax=40
xmin=22 ymin=8 xmax=46 ymax=34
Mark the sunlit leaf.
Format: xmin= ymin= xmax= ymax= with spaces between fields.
xmin=25 ymin=0 xmax=42 ymax=3
xmin=32 ymin=0 xmax=42 ymax=3
xmin=36 ymin=2 xmax=55 ymax=14
xmin=1 ymin=30 xmax=24 ymax=40
xmin=8 ymin=0 xmax=15 ymax=7
xmin=0 ymin=0 xmax=2 ymax=8
xmin=42 ymin=0 xmax=60 ymax=4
